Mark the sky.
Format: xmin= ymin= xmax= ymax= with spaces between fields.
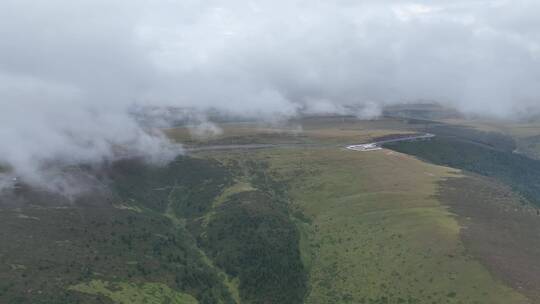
xmin=0 ymin=0 xmax=539 ymax=189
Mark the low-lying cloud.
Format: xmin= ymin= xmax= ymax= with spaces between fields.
xmin=1 ymin=0 xmax=540 ymax=190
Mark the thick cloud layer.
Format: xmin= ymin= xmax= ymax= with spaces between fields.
xmin=1 ymin=0 xmax=540 ymax=188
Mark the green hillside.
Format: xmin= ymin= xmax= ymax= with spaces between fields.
xmin=2 ymin=117 xmax=539 ymax=303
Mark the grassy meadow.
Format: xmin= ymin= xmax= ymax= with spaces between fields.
xmin=1 ymin=115 xmax=538 ymax=303
xmin=212 ymin=146 xmax=530 ymax=303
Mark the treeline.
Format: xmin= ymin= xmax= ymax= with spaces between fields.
xmin=201 ymin=189 xmax=307 ymax=304
xmin=109 ymin=156 xmax=232 ymax=216
xmin=186 ymin=158 xmax=308 ymax=304
xmin=387 ymin=136 xmax=540 ymax=206
xmin=424 ymin=124 xmax=516 ymax=152
xmin=110 ymin=155 xmax=308 ymax=304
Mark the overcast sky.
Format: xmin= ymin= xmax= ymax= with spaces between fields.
xmin=1 ymin=0 xmax=539 ymax=188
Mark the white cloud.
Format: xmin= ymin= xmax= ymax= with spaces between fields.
xmin=1 ymin=0 xmax=540 ymax=190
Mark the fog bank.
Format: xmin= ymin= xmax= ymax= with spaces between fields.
xmin=1 ymin=0 xmax=539 ymax=190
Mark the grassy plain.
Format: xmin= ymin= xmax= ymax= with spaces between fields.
xmin=1 ymin=114 xmax=537 ymax=304
xmin=69 ymin=280 xmax=198 ymax=304
xmin=211 ymin=146 xmax=530 ymax=303
xmin=183 ymin=116 xmax=535 ymax=303
xmin=165 ymin=116 xmax=415 ymax=147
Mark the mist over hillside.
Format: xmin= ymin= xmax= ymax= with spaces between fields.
xmin=3 ymin=2 xmax=540 ymax=303
xmin=2 ymin=0 xmax=540 ymax=189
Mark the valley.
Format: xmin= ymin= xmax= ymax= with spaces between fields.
xmin=2 ymin=112 xmax=540 ymax=303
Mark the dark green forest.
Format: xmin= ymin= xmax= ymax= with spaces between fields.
xmin=387 ymin=127 xmax=540 ymax=207
xmin=0 ymin=155 xmax=307 ymax=304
